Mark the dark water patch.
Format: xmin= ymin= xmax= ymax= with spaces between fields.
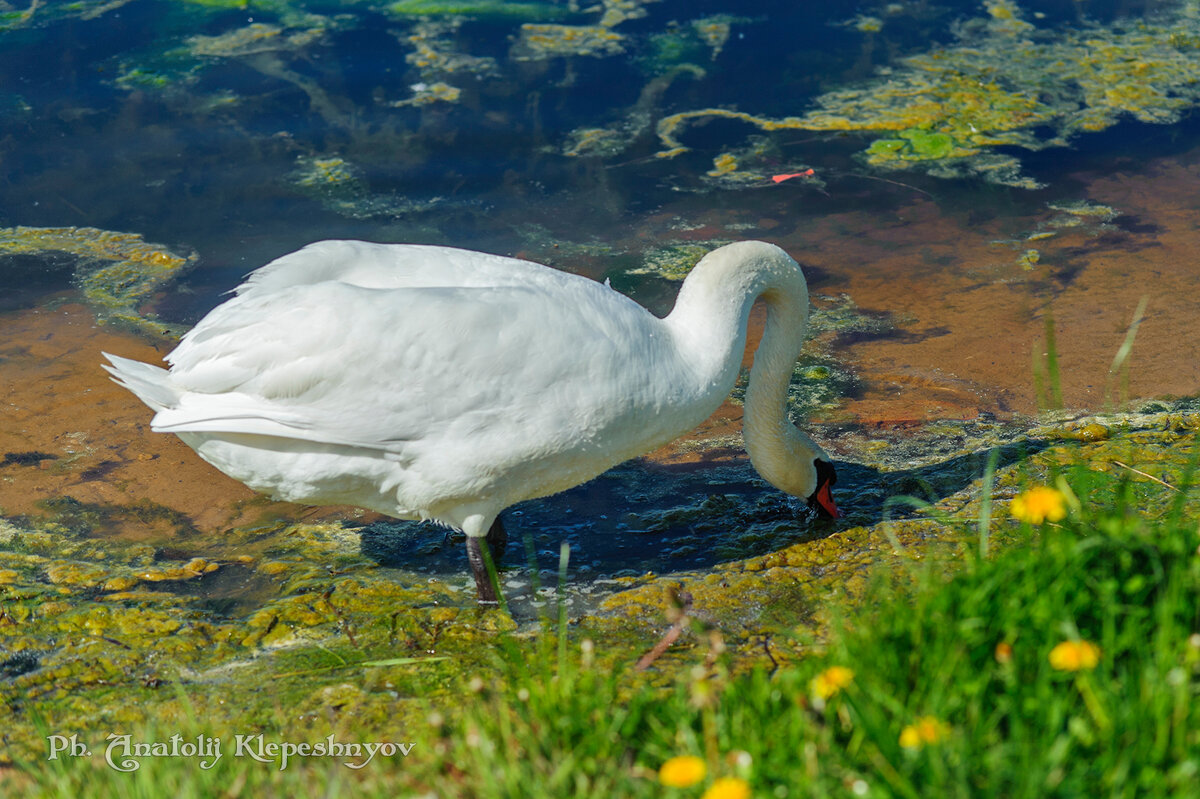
xmin=34 ymin=496 xmax=199 ymax=540
xmin=141 ymin=562 xmax=280 ymax=619
xmin=834 ymin=325 xmax=951 ymax=347
xmin=1113 ymin=215 xmax=1163 ymax=237
xmin=77 ymin=460 xmax=123 ymax=482
xmin=1022 ymin=112 xmax=1200 ymax=184
xmin=0 ymin=253 xmax=79 ymax=311
xmin=2 ymin=451 xmax=58 ymax=467
xmin=0 ymin=650 xmax=41 ymax=680
xmin=357 ymin=460 xmax=836 ymax=585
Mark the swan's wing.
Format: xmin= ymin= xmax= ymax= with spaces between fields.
xmin=154 ymin=278 xmax=661 ymax=457
xmin=237 ymin=240 xmax=581 ymax=296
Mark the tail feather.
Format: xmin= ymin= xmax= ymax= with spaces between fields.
xmin=101 ymin=352 xmax=180 ymax=413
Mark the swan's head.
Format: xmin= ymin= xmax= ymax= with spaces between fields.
xmin=807 ymin=458 xmax=841 ymax=519
xmin=769 ymin=427 xmax=842 ymax=519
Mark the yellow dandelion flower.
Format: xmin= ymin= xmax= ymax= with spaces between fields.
xmin=1048 ymin=640 xmax=1101 ymax=671
xmin=702 ymin=777 xmax=752 ymax=799
xmin=1010 ymin=486 xmax=1067 ymax=524
xmin=994 ymin=641 xmax=1013 ymax=664
xmin=811 ymin=665 xmax=855 ymax=699
xmin=659 ymin=755 xmax=707 ymax=788
xmin=899 ymin=716 xmax=949 ymax=749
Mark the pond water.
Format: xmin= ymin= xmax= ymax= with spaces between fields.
xmin=3 ymin=0 xmax=1200 ymax=607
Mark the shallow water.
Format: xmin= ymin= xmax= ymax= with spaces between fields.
xmin=2 ymin=0 xmax=1200 ymax=603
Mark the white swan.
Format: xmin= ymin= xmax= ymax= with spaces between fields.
xmin=103 ymin=239 xmax=841 ymax=603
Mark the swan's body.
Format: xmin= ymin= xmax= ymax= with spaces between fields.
xmin=104 ymin=240 xmax=840 ymax=601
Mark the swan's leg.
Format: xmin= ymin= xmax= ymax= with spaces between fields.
xmin=466 ymin=517 xmax=507 ymax=605
xmin=466 ymin=536 xmax=497 ymax=604
xmin=485 ymin=516 xmax=507 ymax=560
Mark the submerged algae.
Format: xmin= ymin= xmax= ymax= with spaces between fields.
xmin=990 ymin=198 xmax=1123 ymax=270
xmin=288 ymin=155 xmax=444 ymax=219
xmin=625 ymin=241 xmax=732 ymax=281
xmin=0 ymin=0 xmax=135 ymax=32
xmin=512 ymin=24 xmax=625 ymax=60
xmin=386 ymin=0 xmax=571 ymax=20
xmin=654 ymin=1 xmax=1200 ymax=188
xmin=0 ymin=226 xmax=194 ymax=335
xmin=0 ymin=515 xmax=501 ymax=764
xmin=401 ymin=18 xmax=499 ymax=81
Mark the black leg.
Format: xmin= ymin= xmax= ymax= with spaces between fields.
xmin=485 ymin=516 xmax=507 ymax=560
xmin=466 ymin=517 xmax=507 ymax=606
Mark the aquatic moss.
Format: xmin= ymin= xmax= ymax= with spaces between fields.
xmin=512 ymin=24 xmax=625 ymax=60
xmin=1046 ymin=200 xmax=1119 ymax=225
xmin=561 ymin=64 xmax=704 ymax=159
xmin=692 ymin=15 xmax=734 ymax=59
xmin=0 ymin=0 xmax=134 ymax=32
xmin=865 ymin=128 xmax=958 ymax=162
xmin=0 ymin=510 xmax=503 ymax=764
xmin=991 ymin=198 xmax=1122 ymax=267
xmin=401 ymin=18 xmax=499 ymax=80
xmin=625 ymin=241 xmax=732 ymax=281
xmin=107 ymin=6 xmax=338 ymax=100
xmin=654 ymin=1 xmax=1200 ymax=188
xmin=637 ymin=15 xmax=737 ymax=74
xmin=0 ymin=226 xmax=194 ymax=335
xmin=640 ymin=28 xmax=706 ymax=74
xmin=188 ymin=17 xmax=329 ymax=58
xmin=393 ymin=81 xmax=462 ymax=106
xmin=386 ymin=0 xmax=572 ymax=21
xmin=597 ymin=0 xmax=654 ymax=28
xmin=288 ymin=154 xmax=444 ymax=219
xmin=563 ymin=126 xmax=629 ymax=158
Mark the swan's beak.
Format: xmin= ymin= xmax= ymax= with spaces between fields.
xmin=809 ymin=480 xmax=842 ymax=519
xmin=808 ymin=460 xmax=842 ymax=519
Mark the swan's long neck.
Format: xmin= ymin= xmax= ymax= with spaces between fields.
xmin=664 ymin=241 xmax=823 ymax=497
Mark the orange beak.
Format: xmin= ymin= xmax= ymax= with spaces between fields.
xmin=811 ymin=480 xmax=842 ymax=519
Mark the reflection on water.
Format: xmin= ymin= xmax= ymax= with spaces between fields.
xmin=3 ymin=0 xmax=1200 ymax=606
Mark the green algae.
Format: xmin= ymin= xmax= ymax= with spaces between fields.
xmin=625 ymin=241 xmax=733 ymax=281
xmin=287 ymin=154 xmax=445 ymax=219
xmin=386 ymin=0 xmax=571 ymax=20
xmin=638 ymin=15 xmax=739 ymax=74
xmin=0 ymin=226 xmax=194 ymax=335
xmin=560 ymin=63 xmax=705 ymax=159
xmin=512 ymin=23 xmax=625 ymax=60
xmin=865 ymin=128 xmax=956 ymax=162
xmin=0 ymin=513 xmax=506 ymax=765
xmin=0 ymin=0 xmax=135 ymax=32
xmin=990 ymin=198 xmax=1123 ymax=269
xmin=187 ymin=21 xmax=327 ymax=58
xmin=653 ymin=0 xmax=1200 ymax=188
xmin=401 ymin=17 xmax=499 ymax=84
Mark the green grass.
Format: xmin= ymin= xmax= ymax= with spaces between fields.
xmin=427 ymin=462 xmax=1200 ymax=798
xmin=13 ymin=454 xmax=1199 ymax=797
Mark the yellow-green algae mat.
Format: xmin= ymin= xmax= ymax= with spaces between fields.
xmin=0 ymin=226 xmax=194 ymax=335
xmin=2 ymin=407 xmax=1199 ymax=764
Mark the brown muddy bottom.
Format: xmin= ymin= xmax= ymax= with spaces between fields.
xmin=3 ymin=145 xmax=1200 ymax=609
